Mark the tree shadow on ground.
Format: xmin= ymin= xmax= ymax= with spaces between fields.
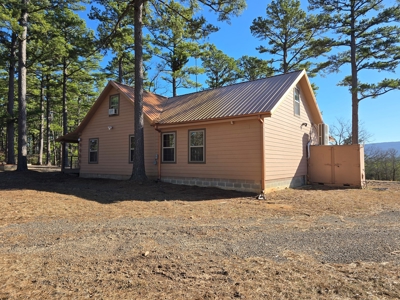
xmin=0 ymin=169 xmax=255 ymax=204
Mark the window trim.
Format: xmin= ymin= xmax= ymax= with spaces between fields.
xmin=188 ymin=129 xmax=206 ymax=164
xmin=88 ymin=138 xmax=99 ymax=164
xmin=293 ymin=87 xmax=300 ymax=116
xmin=161 ymin=132 xmax=176 ymax=163
xmin=129 ymin=134 xmax=135 ymax=163
xmin=109 ymin=94 xmax=120 ymax=116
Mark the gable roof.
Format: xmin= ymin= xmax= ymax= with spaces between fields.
xmin=158 ymin=70 xmax=307 ymax=124
xmin=113 ymin=82 xmax=167 ymax=121
xmin=58 ymin=70 xmax=323 ymax=142
xmin=157 ymin=70 xmax=322 ymax=125
xmin=57 ymin=81 xmax=167 ymax=142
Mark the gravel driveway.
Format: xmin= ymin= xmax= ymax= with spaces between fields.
xmin=1 ymin=170 xmax=399 ymax=299
xmin=1 ymin=211 xmax=399 ymax=264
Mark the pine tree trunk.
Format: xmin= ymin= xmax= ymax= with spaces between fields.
xmin=17 ymin=0 xmax=28 ymax=171
xmin=118 ymin=56 xmax=123 ymax=83
xmin=62 ymin=58 xmax=69 ymax=170
xmin=131 ymin=0 xmax=147 ymax=181
xmin=38 ymin=78 xmax=45 ymax=165
xmin=350 ymin=4 xmax=359 ymax=145
xmin=52 ymin=130 xmax=57 ymax=165
xmin=172 ymin=76 xmax=177 ymax=97
xmin=46 ymin=77 xmax=51 ymax=165
xmin=6 ymin=33 xmax=17 ymax=165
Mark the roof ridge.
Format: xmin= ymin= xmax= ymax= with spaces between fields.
xmin=111 ymin=81 xmax=168 ymax=99
xmin=170 ymin=70 xmax=304 ymax=99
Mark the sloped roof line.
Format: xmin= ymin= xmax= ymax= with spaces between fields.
xmin=111 ymin=81 xmax=168 ymax=121
xmin=157 ymin=70 xmax=306 ymax=124
xmin=56 ymin=81 xmax=167 ymax=142
xmin=169 ymin=69 xmax=306 ymax=100
xmin=58 ymin=70 xmax=322 ymax=142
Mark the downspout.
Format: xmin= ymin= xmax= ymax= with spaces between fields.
xmin=155 ymin=124 xmax=161 ymax=181
xmin=258 ymin=115 xmax=265 ymax=194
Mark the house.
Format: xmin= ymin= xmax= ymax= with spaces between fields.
xmin=58 ymin=70 xmax=323 ymax=193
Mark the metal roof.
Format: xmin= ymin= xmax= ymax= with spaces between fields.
xmin=157 ymin=70 xmax=304 ymax=124
xmin=57 ymin=70 xmax=312 ymax=143
xmin=112 ymin=82 xmax=167 ymax=121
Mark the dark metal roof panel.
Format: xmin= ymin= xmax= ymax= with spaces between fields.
xmin=158 ymin=71 xmax=303 ymax=124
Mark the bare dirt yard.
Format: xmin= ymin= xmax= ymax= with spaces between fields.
xmin=0 ymin=167 xmax=399 ymax=299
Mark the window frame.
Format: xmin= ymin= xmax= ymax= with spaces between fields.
xmin=293 ymin=87 xmax=300 ymax=116
xmin=161 ymin=132 xmax=176 ymax=163
xmin=188 ymin=129 xmax=206 ymax=164
xmin=129 ymin=134 xmax=135 ymax=163
xmin=88 ymin=138 xmax=99 ymax=164
xmin=109 ymin=94 xmax=120 ymax=116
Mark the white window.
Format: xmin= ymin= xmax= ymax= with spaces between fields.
xmin=129 ymin=135 xmax=135 ymax=163
xmin=89 ymin=138 xmax=98 ymax=163
xmin=294 ymin=88 xmax=300 ymax=116
xmin=189 ymin=130 xmax=205 ymax=163
xmin=162 ymin=132 xmax=176 ymax=162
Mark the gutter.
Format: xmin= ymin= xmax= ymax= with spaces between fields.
xmin=153 ymin=113 xmax=271 ymax=129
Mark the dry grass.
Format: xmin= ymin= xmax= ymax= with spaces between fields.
xmin=0 ymin=168 xmax=399 ymax=299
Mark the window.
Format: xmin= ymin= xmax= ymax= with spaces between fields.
xmin=129 ymin=135 xmax=135 ymax=163
xmin=162 ymin=132 xmax=176 ymax=163
xmin=89 ymin=138 xmax=98 ymax=163
xmin=294 ymin=88 xmax=300 ymax=116
xmin=109 ymin=94 xmax=119 ymax=115
xmin=189 ymin=130 xmax=205 ymax=163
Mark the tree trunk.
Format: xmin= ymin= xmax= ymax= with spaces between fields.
xmin=172 ymin=76 xmax=177 ymax=97
xmin=46 ymin=77 xmax=51 ymax=165
xmin=61 ymin=58 xmax=69 ymax=170
xmin=52 ymin=130 xmax=57 ymax=165
xmin=350 ymin=4 xmax=359 ymax=145
xmin=6 ymin=32 xmax=17 ymax=165
xmin=17 ymin=0 xmax=28 ymax=171
xmin=131 ymin=0 xmax=147 ymax=181
xmin=118 ymin=56 xmax=123 ymax=83
xmin=38 ymin=77 xmax=45 ymax=165
xmin=283 ymin=37 xmax=288 ymax=73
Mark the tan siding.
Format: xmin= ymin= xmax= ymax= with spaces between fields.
xmin=263 ymin=86 xmax=316 ymax=181
xmin=80 ymin=87 xmax=159 ymax=177
xmin=80 ymin=88 xmax=134 ymax=176
xmin=160 ymin=119 xmax=262 ymax=181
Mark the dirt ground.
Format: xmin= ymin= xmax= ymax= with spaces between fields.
xmin=0 ymin=167 xmax=399 ymax=299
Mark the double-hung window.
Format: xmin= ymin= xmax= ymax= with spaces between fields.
xmin=189 ymin=129 xmax=205 ymax=163
xmin=109 ymin=94 xmax=119 ymax=115
xmin=129 ymin=135 xmax=135 ymax=163
xmin=294 ymin=88 xmax=300 ymax=116
xmin=89 ymin=138 xmax=99 ymax=163
xmin=162 ymin=132 xmax=176 ymax=162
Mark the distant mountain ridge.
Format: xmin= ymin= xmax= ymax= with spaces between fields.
xmin=365 ymin=141 xmax=400 ymax=153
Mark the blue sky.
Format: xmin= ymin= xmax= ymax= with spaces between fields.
xmin=81 ymin=0 xmax=400 ymax=143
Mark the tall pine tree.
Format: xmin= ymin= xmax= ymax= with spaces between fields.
xmin=309 ymin=0 xmax=400 ymax=144
xmin=147 ymin=0 xmax=218 ymax=96
xmin=250 ymin=0 xmax=330 ymax=75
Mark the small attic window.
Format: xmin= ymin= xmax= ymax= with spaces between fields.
xmin=109 ymin=94 xmax=119 ymax=116
xmin=294 ymin=88 xmax=300 ymax=116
